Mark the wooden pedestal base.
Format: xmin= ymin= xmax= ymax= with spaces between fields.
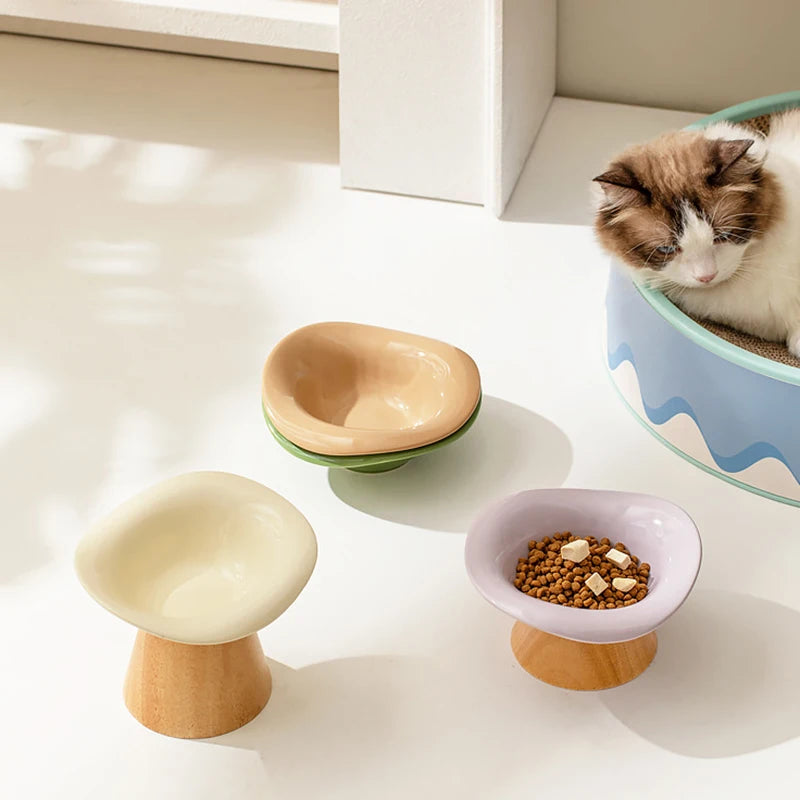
xmin=124 ymin=631 xmax=272 ymax=738
xmin=510 ymin=621 xmax=657 ymax=691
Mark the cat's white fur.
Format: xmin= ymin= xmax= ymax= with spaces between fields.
xmin=659 ymin=113 xmax=800 ymax=356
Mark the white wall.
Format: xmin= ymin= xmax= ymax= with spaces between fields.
xmin=0 ymin=0 xmax=339 ymax=69
xmin=339 ymin=0 xmax=485 ymax=204
xmin=487 ymin=0 xmax=555 ymax=215
xmin=557 ymin=0 xmax=800 ymax=113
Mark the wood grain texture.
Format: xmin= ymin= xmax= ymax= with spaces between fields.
xmin=510 ymin=621 xmax=657 ymax=690
xmin=124 ymin=631 xmax=271 ymax=738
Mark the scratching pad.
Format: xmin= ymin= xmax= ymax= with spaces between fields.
xmin=687 ymin=109 xmax=800 ymax=370
xmin=741 ymin=113 xmax=772 ymax=136
xmin=695 ymin=319 xmax=800 ymax=368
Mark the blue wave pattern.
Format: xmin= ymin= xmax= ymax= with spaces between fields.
xmin=609 ymin=342 xmax=799 ymax=481
xmin=606 ymin=267 xmax=800 ymax=487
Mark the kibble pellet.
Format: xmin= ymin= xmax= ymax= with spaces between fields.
xmin=513 ymin=532 xmax=650 ymax=610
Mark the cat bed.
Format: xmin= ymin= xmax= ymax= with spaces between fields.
xmin=606 ymin=91 xmax=800 ymax=506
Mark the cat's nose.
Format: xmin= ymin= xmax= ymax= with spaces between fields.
xmin=691 ymin=253 xmax=718 ymax=284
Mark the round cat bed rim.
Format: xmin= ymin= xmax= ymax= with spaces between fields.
xmin=684 ymin=89 xmax=800 ymax=131
xmin=633 ymin=89 xmax=800 ymax=388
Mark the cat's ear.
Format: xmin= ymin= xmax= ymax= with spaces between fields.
xmin=593 ymin=166 xmax=648 ymax=207
xmin=709 ymin=138 xmax=756 ymax=184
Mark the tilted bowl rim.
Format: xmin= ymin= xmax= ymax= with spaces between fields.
xmin=465 ymin=488 xmax=702 ymax=644
xmin=261 ymin=321 xmax=482 ymax=455
xmin=262 ymin=393 xmax=482 ymax=469
xmin=74 ymin=471 xmax=318 ymax=645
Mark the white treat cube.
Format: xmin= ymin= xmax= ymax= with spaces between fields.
xmin=585 ymin=572 xmax=608 ymax=597
xmin=560 ymin=539 xmax=590 ymax=563
xmin=606 ymin=548 xmax=632 ymax=570
xmin=612 ymin=577 xmax=637 ymax=593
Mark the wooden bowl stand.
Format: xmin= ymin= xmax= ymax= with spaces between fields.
xmin=510 ymin=621 xmax=657 ymax=690
xmin=124 ymin=631 xmax=272 ymax=738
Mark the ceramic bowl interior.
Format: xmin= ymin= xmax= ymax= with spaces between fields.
xmin=75 ymin=472 xmax=317 ymax=645
xmin=465 ymin=488 xmax=701 ymax=644
xmin=262 ymin=322 xmax=481 ymax=456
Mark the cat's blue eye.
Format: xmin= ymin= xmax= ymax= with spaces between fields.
xmin=714 ymin=231 xmax=734 ymax=243
xmin=656 ymin=244 xmax=677 ymax=255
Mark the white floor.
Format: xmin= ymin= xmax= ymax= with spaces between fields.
xmin=1 ymin=34 xmax=798 ymax=800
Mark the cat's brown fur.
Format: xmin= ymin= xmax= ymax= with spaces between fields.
xmin=594 ymin=131 xmax=782 ymax=271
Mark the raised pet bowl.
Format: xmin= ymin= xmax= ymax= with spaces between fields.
xmin=606 ymin=91 xmax=800 ymax=507
xmin=75 ymin=471 xmax=317 ymax=738
xmin=262 ymin=322 xmax=482 ymax=472
xmin=465 ymin=489 xmax=701 ymax=690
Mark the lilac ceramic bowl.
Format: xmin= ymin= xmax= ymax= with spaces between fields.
xmin=465 ymin=489 xmax=701 ymax=644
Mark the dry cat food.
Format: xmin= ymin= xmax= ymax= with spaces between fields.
xmin=513 ymin=532 xmax=650 ymax=609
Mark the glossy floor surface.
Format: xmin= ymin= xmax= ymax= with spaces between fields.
xmin=2 ymin=33 xmax=798 ymax=800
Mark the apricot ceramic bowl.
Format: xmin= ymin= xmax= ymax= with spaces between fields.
xmin=263 ymin=393 xmax=482 ymax=472
xmin=261 ymin=322 xmax=481 ymax=458
xmin=465 ymin=488 xmax=701 ymax=690
xmin=75 ymin=471 xmax=317 ymax=738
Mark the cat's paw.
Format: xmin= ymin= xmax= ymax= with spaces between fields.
xmin=788 ymin=330 xmax=800 ymax=359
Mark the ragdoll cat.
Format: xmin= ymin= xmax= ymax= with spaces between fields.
xmin=593 ymin=111 xmax=800 ymax=357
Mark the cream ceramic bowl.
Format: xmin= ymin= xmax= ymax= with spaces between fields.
xmin=75 ymin=471 xmax=318 ymax=738
xmin=75 ymin=471 xmax=317 ymax=646
xmin=262 ymin=322 xmax=481 ymax=456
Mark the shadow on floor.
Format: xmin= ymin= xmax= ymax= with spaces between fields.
xmin=327 ymin=396 xmax=573 ymax=532
xmin=603 ymin=589 xmax=800 ymax=758
xmin=0 ymin=43 xmax=339 ymax=583
xmin=502 ymin=98 xmax=702 ymax=226
xmin=213 ymin=635 xmax=551 ymax=800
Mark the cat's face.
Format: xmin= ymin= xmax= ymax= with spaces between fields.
xmin=593 ymin=131 xmax=778 ymax=288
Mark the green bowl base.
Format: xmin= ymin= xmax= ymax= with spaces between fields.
xmin=348 ymin=459 xmax=410 ymax=473
xmin=262 ymin=394 xmax=482 ymax=472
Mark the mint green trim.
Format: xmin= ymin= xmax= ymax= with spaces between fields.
xmin=686 ymin=90 xmax=800 ymax=129
xmin=262 ymin=394 xmax=482 ymax=471
xmin=607 ymin=370 xmax=800 ymax=508
xmin=634 ymin=91 xmax=800 ymax=387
